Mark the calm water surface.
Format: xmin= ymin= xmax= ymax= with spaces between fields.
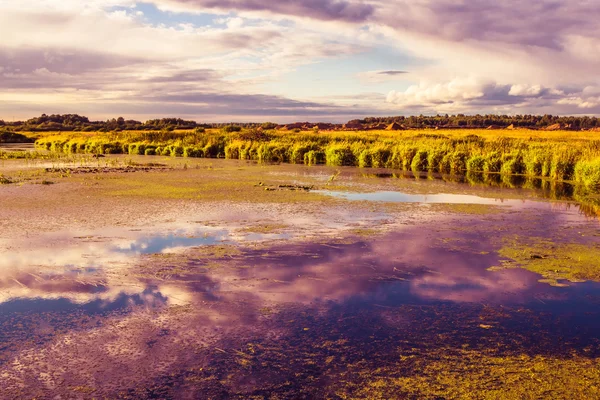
xmin=1 ymin=173 xmax=599 ymax=398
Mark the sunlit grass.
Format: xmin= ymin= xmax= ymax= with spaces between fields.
xmin=494 ymin=236 xmax=600 ymax=284
xmin=341 ymin=349 xmax=600 ymax=400
xmin=26 ymin=128 xmax=600 ymax=185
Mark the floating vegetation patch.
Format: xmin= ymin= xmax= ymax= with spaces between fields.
xmin=45 ymin=165 xmax=171 ymax=174
xmin=493 ymin=236 xmax=600 ymax=284
xmin=340 ymin=350 xmax=600 ymax=399
xmin=0 ymin=174 xmax=14 ymax=184
xmin=426 ymin=203 xmax=503 ymax=215
xmin=237 ymin=224 xmax=289 ymax=234
xmin=255 ymin=182 xmax=315 ymax=192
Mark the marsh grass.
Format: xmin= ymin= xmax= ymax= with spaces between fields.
xmin=237 ymin=224 xmax=289 ymax=234
xmin=31 ymin=129 xmax=600 ymax=184
xmin=0 ymin=174 xmax=13 ymax=184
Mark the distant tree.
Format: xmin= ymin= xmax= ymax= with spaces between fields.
xmin=222 ymin=125 xmax=242 ymax=133
xmin=261 ymin=122 xmax=278 ymax=130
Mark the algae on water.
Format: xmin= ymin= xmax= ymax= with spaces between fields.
xmin=492 ymin=236 xmax=600 ymax=284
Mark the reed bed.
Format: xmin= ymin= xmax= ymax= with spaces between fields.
xmin=33 ymin=129 xmax=600 ymax=188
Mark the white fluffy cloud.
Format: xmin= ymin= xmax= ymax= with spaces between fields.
xmin=509 ymin=84 xmax=543 ymax=97
xmin=387 ymin=78 xmax=491 ymax=106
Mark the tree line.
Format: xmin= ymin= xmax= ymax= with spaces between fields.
xmin=355 ymin=114 xmax=600 ymax=129
xmin=2 ymin=113 xmax=600 ymax=132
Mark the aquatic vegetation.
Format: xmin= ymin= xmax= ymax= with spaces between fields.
xmin=427 ymin=203 xmax=503 ymax=215
xmin=575 ymin=158 xmax=600 ymax=189
xmin=342 ymin=350 xmax=600 ymax=399
xmin=237 ymin=224 xmax=289 ymax=234
xmin=0 ymin=174 xmax=13 ymax=184
xmin=0 ymin=150 xmax=58 ymax=160
xmin=29 ymin=129 xmax=600 ymax=183
xmin=103 ymin=169 xmax=332 ymax=204
xmin=495 ymin=237 xmax=600 ymax=283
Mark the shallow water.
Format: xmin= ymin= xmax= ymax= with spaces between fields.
xmin=1 ymin=160 xmax=600 ymax=397
xmin=0 ymin=143 xmax=35 ymax=151
xmin=3 ymin=221 xmax=600 ymax=397
xmin=316 ymin=190 xmax=531 ymax=205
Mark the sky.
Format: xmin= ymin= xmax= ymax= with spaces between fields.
xmin=1 ymin=0 xmax=599 ymax=123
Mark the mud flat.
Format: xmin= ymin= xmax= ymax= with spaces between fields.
xmin=1 ymin=156 xmax=599 ymax=398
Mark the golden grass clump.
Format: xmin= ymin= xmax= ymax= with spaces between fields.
xmin=31 ymin=128 xmax=600 ymax=183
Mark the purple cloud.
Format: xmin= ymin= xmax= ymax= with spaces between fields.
xmin=378 ymin=70 xmax=407 ymax=76
xmin=378 ymin=0 xmax=597 ymax=50
xmin=0 ymin=48 xmax=144 ymax=75
xmin=159 ymin=0 xmax=374 ymax=22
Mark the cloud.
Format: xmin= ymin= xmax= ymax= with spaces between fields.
xmin=375 ymin=0 xmax=599 ymax=50
xmin=386 ymin=77 xmax=600 ymax=114
xmin=508 ymin=84 xmax=543 ymax=97
xmin=0 ymin=48 xmax=145 ymax=75
xmin=557 ymin=96 xmax=600 ymax=109
xmin=153 ymin=0 xmax=375 ymax=23
xmin=386 ymin=77 xmax=496 ymax=107
xmin=378 ymin=70 xmax=407 ymax=76
xmin=1 ymin=0 xmax=600 ymax=120
xmin=141 ymin=69 xmax=219 ymax=83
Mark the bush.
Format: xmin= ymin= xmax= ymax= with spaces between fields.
xmin=261 ymin=122 xmax=278 ymax=130
xmin=222 ymin=125 xmax=242 ymax=133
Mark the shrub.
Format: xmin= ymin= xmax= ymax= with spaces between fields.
xmin=222 ymin=125 xmax=242 ymax=133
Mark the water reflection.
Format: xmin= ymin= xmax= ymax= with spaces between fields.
xmin=0 ymin=224 xmax=289 ymax=270
xmin=1 ymin=218 xmax=600 ymax=397
xmin=359 ymin=169 xmax=600 ymax=217
xmin=112 ymin=230 xmax=230 ymax=255
xmin=315 ymin=190 xmax=530 ymax=206
xmin=0 ymin=143 xmax=35 ymax=151
xmin=0 ymin=288 xmax=167 ymax=314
